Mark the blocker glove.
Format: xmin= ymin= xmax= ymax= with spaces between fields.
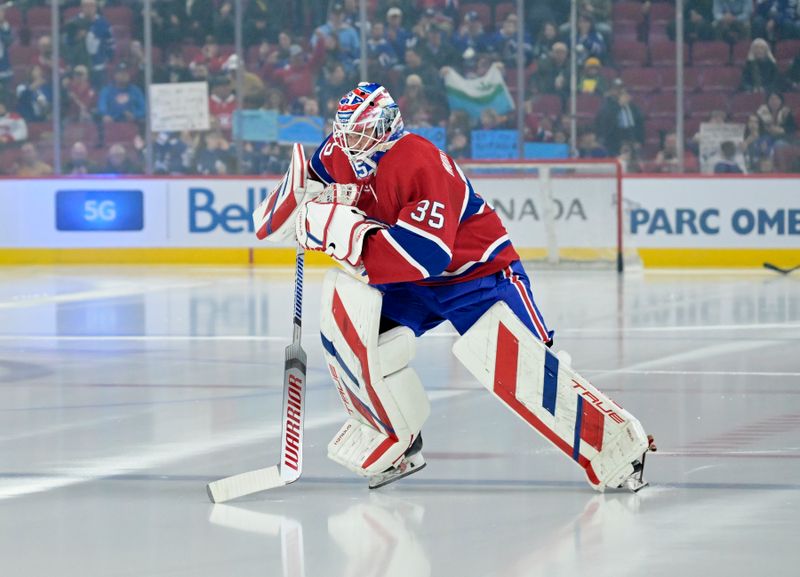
xmin=295 ymin=199 xmax=385 ymax=268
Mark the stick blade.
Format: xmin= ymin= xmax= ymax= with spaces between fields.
xmin=207 ymin=465 xmax=284 ymax=504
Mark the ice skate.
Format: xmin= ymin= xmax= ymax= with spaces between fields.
xmin=618 ymin=435 xmax=657 ymax=493
xmin=369 ymin=435 xmax=426 ymax=489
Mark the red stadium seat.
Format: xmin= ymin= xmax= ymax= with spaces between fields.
xmin=494 ymin=2 xmax=515 ymax=25
xmin=612 ymin=40 xmax=648 ymax=66
xmin=9 ymin=45 xmax=36 ymax=66
xmin=784 ymin=93 xmax=800 ymax=111
xmin=688 ymin=92 xmax=729 ymax=115
xmin=659 ymin=67 xmax=703 ymax=92
xmin=649 ymin=41 xmax=689 ymax=66
xmin=613 ymin=21 xmax=639 ymax=37
xmin=620 ymin=67 xmax=661 ymax=93
xmin=103 ymin=122 xmax=140 ymax=145
xmin=25 ymin=7 xmax=51 ymax=27
xmin=0 ymin=148 xmax=22 ymax=175
xmin=26 ymin=122 xmax=52 ymax=143
xmin=775 ymin=40 xmax=800 ymax=64
xmin=644 ymin=92 xmax=678 ymax=117
xmin=64 ymin=123 xmax=100 ymax=147
xmin=702 ymin=67 xmax=742 ymax=92
xmin=731 ymin=41 xmax=750 ymax=65
xmin=691 ymin=41 xmax=730 ymax=66
xmin=649 ymin=3 xmax=675 ymax=23
xmin=612 ymin=2 xmax=642 ymax=23
xmin=459 ymin=3 xmax=491 ymax=25
xmin=729 ymin=92 xmax=767 ymax=116
xmin=684 ymin=115 xmax=704 ymax=138
xmin=576 ymin=94 xmax=602 ymax=118
xmin=103 ymin=6 xmax=133 ymax=28
xmin=2 ymin=6 xmax=22 ymax=27
xmin=529 ymin=94 xmax=563 ymax=117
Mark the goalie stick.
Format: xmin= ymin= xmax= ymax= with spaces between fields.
xmin=763 ymin=262 xmax=800 ymax=275
xmin=207 ymin=246 xmax=307 ymax=503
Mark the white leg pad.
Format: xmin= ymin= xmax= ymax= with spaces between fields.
xmin=321 ymin=270 xmax=430 ymax=476
xmin=453 ymin=302 xmax=651 ymax=491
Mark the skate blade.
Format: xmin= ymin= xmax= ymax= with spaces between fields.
xmin=369 ymin=461 xmax=426 ymax=490
xmin=622 ymin=477 xmax=649 ymax=493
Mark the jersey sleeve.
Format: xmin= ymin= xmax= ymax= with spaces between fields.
xmin=362 ymin=154 xmax=468 ymax=284
xmin=308 ymin=133 xmax=337 ymax=185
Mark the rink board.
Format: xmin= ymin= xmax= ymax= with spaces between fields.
xmin=0 ymin=176 xmax=797 ymax=267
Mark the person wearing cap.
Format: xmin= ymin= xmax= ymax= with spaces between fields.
xmin=208 ymin=75 xmax=236 ymax=133
xmin=385 ymin=6 xmax=411 ymax=59
xmin=98 ymin=62 xmax=145 ymax=123
xmin=419 ymin=23 xmax=457 ymax=70
xmin=489 ymin=12 xmax=533 ymax=67
xmin=222 ymin=54 xmax=266 ymax=109
xmin=312 ymin=2 xmax=360 ymax=72
xmin=578 ymin=57 xmax=607 ymax=95
xmin=453 ymin=10 xmax=489 ymax=54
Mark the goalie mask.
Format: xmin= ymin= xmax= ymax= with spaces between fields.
xmin=333 ymin=83 xmax=405 ymax=176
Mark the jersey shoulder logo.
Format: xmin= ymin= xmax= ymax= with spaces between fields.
xmin=439 ymin=150 xmax=455 ymax=177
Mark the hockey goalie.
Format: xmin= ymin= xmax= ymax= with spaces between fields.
xmin=254 ymin=82 xmax=656 ymax=492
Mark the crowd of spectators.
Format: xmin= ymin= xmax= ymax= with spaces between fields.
xmin=0 ymin=0 xmax=797 ymax=176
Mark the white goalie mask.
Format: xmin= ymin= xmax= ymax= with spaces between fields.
xmin=332 ymin=83 xmax=405 ymax=168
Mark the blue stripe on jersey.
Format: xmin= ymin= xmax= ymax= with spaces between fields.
xmin=420 ymin=238 xmax=512 ymax=284
xmin=388 ymin=225 xmax=452 ymax=277
xmin=309 ymin=136 xmax=334 ymax=184
xmin=460 ymin=177 xmax=485 ymax=222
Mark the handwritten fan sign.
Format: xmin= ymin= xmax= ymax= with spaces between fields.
xmin=149 ymin=82 xmax=210 ymax=132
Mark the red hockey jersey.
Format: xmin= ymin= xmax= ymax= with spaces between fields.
xmin=308 ymin=133 xmax=519 ymax=285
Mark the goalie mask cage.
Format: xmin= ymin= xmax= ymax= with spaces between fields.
xmin=459 ymin=159 xmax=638 ymax=272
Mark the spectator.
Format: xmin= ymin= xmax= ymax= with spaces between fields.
xmin=419 ymin=24 xmax=457 ymax=70
xmin=741 ymin=39 xmax=780 ymax=93
xmin=0 ymin=7 xmax=12 ymax=102
xmin=575 ymin=14 xmax=606 ymax=66
xmin=195 ymin=130 xmax=232 ymax=175
xmin=191 ymin=36 xmax=226 ymax=76
xmin=0 ymin=101 xmax=27 ymax=144
xmin=15 ymin=66 xmax=52 ymax=122
xmin=101 ymin=143 xmax=139 ymax=174
xmin=533 ymin=42 xmax=570 ymax=97
xmin=397 ymin=74 xmax=439 ymax=127
xmin=479 ymin=107 xmax=507 ymax=130
xmin=595 ymin=81 xmax=645 ymax=155
xmin=35 ymin=36 xmax=63 ymax=77
xmin=743 ymin=114 xmax=775 ymax=172
xmin=578 ymin=128 xmax=609 ymax=158
xmin=578 ymin=57 xmax=607 ymax=95
xmin=98 ymin=63 xmax=146 ymax=123
xmin=530 ymin=115 xmax=555 ymax=142
xmin=63 ymin=0 xmax=115 ymax=88
xmin=14 ymin=143 xmax=52 ymax=177
xmin=527 ymin=0 xmax=571 ymax=40
xmin=618 ymin=141 xmax=643 ymax=173
xmin=669 ymin=0 xmax=715 ymax=42
xmin=214 ymin=1 xmax=235 ymax=44
xmin=403 ymin=47 xmax=442 ymax=93
xmin=753 ymin=1 xmax=800 ymax=42
xmin=385 ymin=7 xmax=412 ymax=60
xmin=580 ymin=0 xmax=612 ymax=35
xmin=489 ymin=13 xmax=533 ymax=67
xmin=447 ymin=126 xmax=469 ymax=159
xmin=318 ymin=63 xmax=352 ymax=116
xmin=713 ymin=141 xmax=745 ymax=173
xmin=222 ymin=55 xmax=265 ymax=109
xmin=532 ymin=21 xmax=559 ymax=62
xmin=155 ymin=51 xmax=192 ymax=84
xmin=452 ymin=11 xmax=489 ymax=55
xmin=788 ymin=54 xmax=800 ymax=91
xmin=367 ymin=22 xmax=399 ymax=73
xmin=267 ymin=41 xmax=326 ymax=104
xmin=757 ymin=92 xmax=797 ymax=142
xmin=713 ymin=0 xmax=752 ymax=43
xmin=184 ymin=0 xmax=215 ymax=45
xmin=151 ymin=0 xmax=184 ymax=49
xmin=65 ymin=141 xmax=94 ymax=175
xmin=209 ymin=75 xmax=236 ymax=133
xmin=653 ymin=132 xmax=699 ymax=172
xmin=123 ymin=41 xmax=146 ymax=88
xmin=65 ymin=65 xmax=96 ymax=122
xmin=153 ymin=132 xmax=193 ymax=174
xmin=312 ymin=3 xmax=360 ymax=73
